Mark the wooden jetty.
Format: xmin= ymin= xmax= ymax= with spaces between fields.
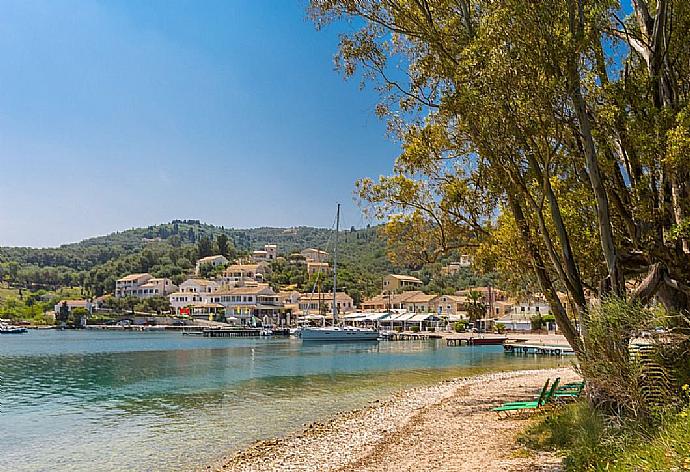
xmin=202 ymin=328 xmax=262 ymax=337
xmin=446 ymin=335 xmax=506 ymax=347
xmin=503 ymin=342 xmax=574 ymax=356
xmin=380 ymin=332 xmax=444 ymax=341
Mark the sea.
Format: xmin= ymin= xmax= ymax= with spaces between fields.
xmin=0 ymin=330 xmax=565 ymax=471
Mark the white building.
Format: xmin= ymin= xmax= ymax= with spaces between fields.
xmin=202 ymin=284 xmax=283 ymax=324
xmin=179 ymin=279 xmax=219 ymax=294
xmin=169 ymin=292 xmax=204 ymax=314
xmin=133 ymin=278 xmax=178 ymax=299
xmin=195 ymin=255 xmax=229 ymax=274
xmin=512 ymin=299 xmax=551 ymax=316
xmin=115 ymin=273 xmax=152 ymax=298
xmin=252 ymin=244 xmax=278 ymax=262
xmin=54 ymin=299 xmax=94 ymax=315
xmin=220 ymin=263 xmax=270 ymax=286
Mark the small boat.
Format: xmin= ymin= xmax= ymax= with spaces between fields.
xmin=0 ymin=323 xmax=29 ymax=334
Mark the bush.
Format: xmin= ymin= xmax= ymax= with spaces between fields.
xmin=519 ymin=401 xmax=690 ymax=471
xmin=579 ymin=298 xmax=686 ymax=418
xmin=410 ymin=326 xmax=420 ymax=333
xmin=495 ymin=322 xmax=505 ymax=334
xmin=453 ymin=320 xmax=468 ymax=332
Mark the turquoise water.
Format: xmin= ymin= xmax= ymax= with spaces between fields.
xmin=0 ymin=331 xmax=564 ymax=471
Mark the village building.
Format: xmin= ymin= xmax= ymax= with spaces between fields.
xmin=252 ymin=244 xmax=278 ymax=262
xmin=382 ymin=274 xmax=423 ymax=293
xmin=195 ymin=255 xmax=229 ymax=274
xmin=135 ymin=278 xmax=178 ymax=298
xmin=430 ymin=294 xmax=468 ymax=316
xmin=220 ymin=262 xmax=270 ymax=286
xmin=169 ymin=292 xmax=203 ymax=315
xmin=115 ymin=273 xmax=152 ymax=298
xmin=306 ymin=261 xmax=330 ymax=276
xmin=53 ymin=299 xmax=94 ymax=315
xmin=298 ymin=292 xmax=354 ymax=315
xmin=401 ymin=292 xmax=436 ymax=313
xmin=179 ymin=279 xmax=219 ymax=294
xmin=300 ymin=248 xmax=329 ymax=262
xmin=361 ymin=290 xmax=427 ymax=312
xmin=202 ymin=284 xmax=284 ymax=324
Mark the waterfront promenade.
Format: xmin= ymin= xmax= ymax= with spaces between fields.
xmin=210 ymin=367 xmax=579 ymax=472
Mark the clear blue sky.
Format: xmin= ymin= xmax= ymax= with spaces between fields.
xmin=0 ymin=0 xmax=398 ymax=247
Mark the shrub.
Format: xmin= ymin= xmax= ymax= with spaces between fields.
xmin=519 ymin=401 xmax=690 ymax=471
xmin=410 ymin=326 xmax=420 ymax=333
xmin=579 ymin=298 xmax=686 ymax=418
xmin=453 ymin=320 xmax=468 ymax=332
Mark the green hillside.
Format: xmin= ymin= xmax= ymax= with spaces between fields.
xmin=0 ymin=221 xmax=395 ymax=296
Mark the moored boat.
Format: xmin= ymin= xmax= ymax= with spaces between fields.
xmin=0 ymin=323 xmax=29 ymax=334
xmin=300 ymin=204 xmax=379 ymax=343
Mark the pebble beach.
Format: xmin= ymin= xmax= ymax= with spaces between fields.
xmin=204 ymin=367 xmax=579 ymax=472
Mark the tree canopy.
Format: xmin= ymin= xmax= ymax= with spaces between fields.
xmin=310 ymin=0 xmax=690 ymax=352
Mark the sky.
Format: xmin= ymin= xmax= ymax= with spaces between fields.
xmin=0 ymin=0 xmax=398 ymax=247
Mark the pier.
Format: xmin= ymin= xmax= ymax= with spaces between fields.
xmin=503 ymin=342 xmax=574 ymax=356
xmin=201 ymin=328 xmax=262 ymax=337
xmin=445 ymin=335 xmax=506 ymax=346
xmin=379 ymin=331 xmax=444 ymax=341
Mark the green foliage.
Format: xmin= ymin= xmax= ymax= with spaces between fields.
xmin=519 ymin=401 xmax=690 ymax=471
xmin=453 ymin=320 xmax=468 ymax=332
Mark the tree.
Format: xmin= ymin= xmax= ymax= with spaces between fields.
xmin=216 ymin=234 xmax=229 ymax=257
xmin=69 ymin=307 xmax=89 ymax=327
xmin=56 ymin=301 xmax=69 ymax=325
xmin=197 ymin=236 xmax=213 ymax=259
xmin=466 ymin=290 xmax=485 ymax=327
xmin=310 ymin=0 xmax=690 ymax=355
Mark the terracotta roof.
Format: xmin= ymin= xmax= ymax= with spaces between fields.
xmin=224 ymin=264 xmax=261 ymax=273
xmin=387 ymin=274 xmax=423 ymax=283
xmin=404 ymin=293 xmax=436 ymax=303
xmin=197 ymin=255 xmax=227 ymax=263
xmin=59 ymin=300 xmax=90 ymax=306
xmin=299 ymin=292 xmax=352 ymax=301
xmin=182 ymin=278 xmax=217 ymax=286
xmin=117 ymin=273 xmax=150 ymax=282
xmin=213 ymin=285 xmax=275 ymax=296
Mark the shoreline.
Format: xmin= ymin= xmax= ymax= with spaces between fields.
xmin=203 ymin=367 xmax=579 ymax=472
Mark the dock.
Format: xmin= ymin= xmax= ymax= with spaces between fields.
xmin=445 ymin=335 xmax=506 ymax=346
xmin=379 ymin=331 xmax=444 ymax=341
xmin=503 ymin=342 xmax=574 ymax=356
xmin=201 ymin=328 xmax=262 ymax=337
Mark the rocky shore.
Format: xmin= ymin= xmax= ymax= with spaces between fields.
xmin=202 ymin=367 xmax=579 ymax=472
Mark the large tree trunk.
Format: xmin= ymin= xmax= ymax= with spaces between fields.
xmin=567 ymin=0 xmax=624 ymax=297
xmin=508 ymin=192 xmax=583 ymax=353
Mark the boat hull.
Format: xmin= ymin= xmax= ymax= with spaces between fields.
xmin=300 ymin=327 xmax=379 ymax=341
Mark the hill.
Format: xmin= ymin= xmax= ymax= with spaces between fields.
xmin=0 ymin=221 xmax=395 ymax=296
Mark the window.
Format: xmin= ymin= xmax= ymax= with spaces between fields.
xmin=535 ymin=306 xmax=540 ymax=312
xmin=521 ymin=306 xmax=525 ymax=312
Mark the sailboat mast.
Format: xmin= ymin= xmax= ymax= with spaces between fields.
xmin=332 ymin=203 xmax=340 ymax=324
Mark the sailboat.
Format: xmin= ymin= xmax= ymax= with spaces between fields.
xmin=300 ymin=204 xmax=379 ymax=342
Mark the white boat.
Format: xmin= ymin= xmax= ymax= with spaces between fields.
xmin=260 ymin=328 xmax=273 ymax=336
xmin=301 ymin=204 xmax=379 ymax=342
xmin=0 ymin=323 xmax=29 ymax=334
